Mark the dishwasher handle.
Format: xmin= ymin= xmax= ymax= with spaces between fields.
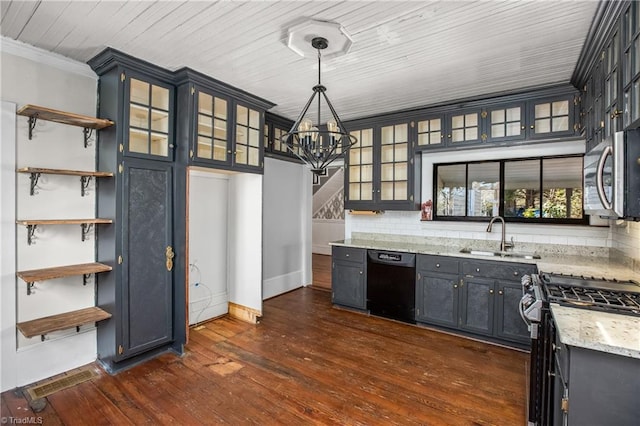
xmin=368 ymin=250 xmax=416 ymax=267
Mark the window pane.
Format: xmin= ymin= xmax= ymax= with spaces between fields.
xmin=451 ymin=129 xmax=464 ymax=142
xmin=467 ymin=162 xmax=499 ymax=217
xmin=361 ymin=182 xmax=373 ymax=200
xmin=381 ymin=126 xmax=394 ymax=144
xmin=249 ymin=110 xmax=260 ymax=128
xmin=506 ymin=107 xmax=521 ymax=121
xmin=129 ymin=129 xmax=148 ymax=154
xmin=130 ymin=104 xmax=148 ymax=129
xmin=430 ymin=132 xmax=441 ymax=144
xmin=214 ymin=97 xmax=227 ymax=119
xmin=543 ymin=157 xmax=583 ymax=218
xmin=151 ymin=110 xmax=169 ymax=133
xmin=465 ymin=113 xmax=478 ymax=127
xmin=418 ymin=133 xmax=429 ymax=146
xmin=381 ymin=182 xmax=393 ymax=200
xmin=150 ymin=133 xmax=168 ymax=156
xmin=361 ymin=165 xmax=373 ymax=182
xmin=418 ymin=121 xmax=428 ymax=132
xmin=430 ymin=119 xmax=441 ymax=131
xmin=213 ymin=140 xmax=226 ymax=161
xmin=535 ymin=103 xmax=551 ymax=118
xmin=436 ymin=164 xmax=466 ymax=216
xmin=197 ymin=136 xmax=212 ymax=159
xmin=130 ymin=79 xmax=149 ymax=105
xmin=395 ymin=124 xmax=408 ymax=142
xmin=452 ymin=115 xmax=464 ymax=128
xmin=151 ymin=85 xmax=169 ymax=110
xmin=199 ymin=93 xmax=213 ymax=115
xmin=491 ymin=124 xmax=505 ymax=138
xmin=491 ymin=110 xmax=505 ymax=123
xmin=506 ymin=122 xmax=521 ymax=136
xmin=381 ymin=163 xmax=394 ymax=181
xmin=535 ymin=118 xmax=551 ymax=133
xmin=394 ymin=181 xmax=407 ymax=200
xmin=236 ymin=106 xmax=248 ymax=126
xmin=504 ymin=159 xmax=541 ymax=218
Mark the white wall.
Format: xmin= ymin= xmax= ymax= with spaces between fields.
xmin=262 ymin=157 xmax=312 ymax=299
xmin=188 ymin=169 xmax=230 ymax=324
xmin=347 ymin=140 xmax=611 ymax=248
xmin=228 ymin=172 xmax=264 ymax=311
xmin=1 ymin=38 xmax=100 ymax=392
xmin=312 ymin=219 xmax=344 ymax=255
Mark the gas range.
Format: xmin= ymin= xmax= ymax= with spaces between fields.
xmin=535 ymin=273 xmax=640 ymax=317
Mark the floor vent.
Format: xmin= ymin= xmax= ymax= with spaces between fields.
xmin=27 ymin=369 xmax=97 ymax=400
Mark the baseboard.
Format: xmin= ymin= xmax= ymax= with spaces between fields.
xmin=312 ymin=244 xmax=331 ymax=255
xmin=228 ymin=302 xmax=261 ymax=324
xmin=262 ymin=270 xmax=306 ymax=299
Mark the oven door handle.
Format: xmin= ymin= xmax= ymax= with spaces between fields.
xmin=596 ymin=145 xmax=613 ymax=211
xmin=519 ymin=298 xmax=531 ymax=328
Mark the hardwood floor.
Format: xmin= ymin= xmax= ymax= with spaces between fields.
xmin=1 ymin=288 xmax=529 ymax=425
xmin=312 ymin=253 xmax=332 ymax=289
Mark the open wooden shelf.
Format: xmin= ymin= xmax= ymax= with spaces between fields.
xmin=16 ymin=219 xmax=113 ymax=245
xmin=17 ymin=167 xmax=113 ymax=196
xmin=17 ymin=262 xmax=112 ymax=295
xmin=17 ymin=218 xmax=113 ymax=226
xmin=17 ymin=167 xmax=113 ymax=178
xmin=17 ymin=104 xmax=114 ymax=130
xmin=16 ymin=306 xmax=112 ymax=340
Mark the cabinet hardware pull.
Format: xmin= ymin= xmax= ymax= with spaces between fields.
xmin=454 ymin=284 xmax=458 ymax=288
xmin=489 ymin=289 xmax=494 ymax=294
xmin=498 ymin=290 xmax=503 ymax=295
xmin=476 ymin=268 xmax=480 ymax=272
xmin=530 ymin=125 xmax=535 ymax=129
xmin=513 ymin=271 xmax=519 ymax=276
xmin=435 ymin=263 xmax=440 ymax=268
xmin=359 ymin=271 xmax=363 ymax=275
xmin=166 ymin=246 xmax=175 ymax=271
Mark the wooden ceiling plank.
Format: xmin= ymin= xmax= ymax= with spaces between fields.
xmin=0 ymin=0 xmax=42 ymax=39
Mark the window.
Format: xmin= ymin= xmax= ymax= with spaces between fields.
xmin=434 ymin=155 xmax=585 ymax=223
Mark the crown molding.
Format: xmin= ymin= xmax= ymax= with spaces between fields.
xmin=0 ymin=36 xmax=97 ymax=80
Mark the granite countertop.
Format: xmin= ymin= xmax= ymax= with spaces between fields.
xmin=551 ymin=304 xmax=640 ymax=359
xmin=331 ymin=238 xmax=640 ymax=282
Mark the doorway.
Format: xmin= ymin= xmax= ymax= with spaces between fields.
xmin=187 ymin=169 xmax=229 ymax=325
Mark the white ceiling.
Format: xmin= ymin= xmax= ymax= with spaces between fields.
xmin=1 ymin=1 xmax=599 ymax=122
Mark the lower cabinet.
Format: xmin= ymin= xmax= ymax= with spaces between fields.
xmin=331 ymin=246 xmax=366 ymax=310
xmin=552 ymin=336 xmax=639 ymax=425
xmin=416 ymin=254 xmax=536 ymax=346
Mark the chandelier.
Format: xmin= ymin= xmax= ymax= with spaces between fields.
xmin=281 ymin=36 xmax=357 ymax=176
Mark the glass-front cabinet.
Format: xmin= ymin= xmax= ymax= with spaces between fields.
xmin=195 ymin=91 xmax=229 ymax=162
xmin=529 ymin=96 xmax=575 ymax=139
xmin=264 ymin=112 xmax=300 ymax=161
xmin=125 ymin=73 xmax=174 ymax=160
xmin=234 ymin=103 xmax=262 ymax=169
xmin=347 ymin=127 xmax=374 ymax=203
xmin=174 ymin=69 xmax=274 ymax=173
xmin=623 ymin=1 xmax=640 ymax=129
xmin=344 ymin=120 xmax=418 ymax=211
xmin=486 ymin=103 xmax=525 ymax=142
xmin=448 ymin=109 xmax=483 ymax=145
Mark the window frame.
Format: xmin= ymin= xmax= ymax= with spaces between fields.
xmin=433 ymin=154 xmax=587 ymax=225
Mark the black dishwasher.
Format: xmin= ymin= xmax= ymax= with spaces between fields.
xmin=367 ymin=250 xmax=416 ymax=324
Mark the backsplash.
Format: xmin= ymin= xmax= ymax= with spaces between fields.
xmin=610 ymin=220 xmax=640 ymax=272
xmin=346 ymin=210 xmax=611 ymax=249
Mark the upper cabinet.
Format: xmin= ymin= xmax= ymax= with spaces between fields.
xmin=264 ymin=112 xmax=302 ymax=162
xmin=173 ymin=68 xmax=274 ymax=174
xmin=574 ymin=1 xmax=640 ymax=150
xmin=125 ymin=73 xmax=174 ymax=160
xmin=344 ymin=118 xmax=420 ymax=211
xmin=622 ymin=2 xmax=640 ymax=129
xmin=414 ymin=86 xmax=579 ymax=151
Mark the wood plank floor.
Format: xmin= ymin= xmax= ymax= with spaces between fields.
xmin=1 ymin=288 xmax=529 ymax=425
xmin=312 ymin=253 xmax=332 ymax=289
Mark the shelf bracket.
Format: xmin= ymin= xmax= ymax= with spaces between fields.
xmin=40 ymin=335 xmax=46 ymax=342
xmin=83 ymin=273 xmax=91 ymax=286
xmin=26 ymin=224 xmax=37 ymax=245
xmin=27 ymin=115 xmax=38 ymax=140
xmin=81 ymin=223 xmax=94 ymax=241
xmin=76 ymin=326 xmax=81 ymax=333
xmin=80 ymin=176 xmax=92 ymax=197
xmin=83 ymin=128 xmax=94 ymax=148
xmin=29 ymin=172 xmax=42 ymax=196
xmin=26 ymin=282 xmax=35 ymax=296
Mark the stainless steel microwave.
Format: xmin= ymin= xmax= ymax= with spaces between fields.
xmin=584 ymin=129 xmax=640 ymax=220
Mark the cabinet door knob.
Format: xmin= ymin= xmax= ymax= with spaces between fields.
xmin=359 ymin=271 xmax=363 ymax=275
xmin=454 ymin=284 xmax=458 ymax=288
xmin=435 ymin=263 xmax=440 ymax=268
xmin=498 ymin=290 xmax=503 ymax=295
xmin=530 ymin=125 xmax=535 ymax=129
xmin=489 ymin=289 xmax=494 ymax=294
xmin=345 ymin=253 xmax=350 ymax=257
xmin=513 ymin=271 xmax=519 ymax=276
xmin=476 ymin=268 xmax=480 ymax=272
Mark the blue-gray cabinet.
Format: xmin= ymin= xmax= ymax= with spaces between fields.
xmin=331 ymin=246 xmax=367 ymax=310
xmin=344 ymin=119 xmax=420 ymax=211
xmin=89 ymin=48 xmax=186 ymax=372
xmin=174 ymin=68 xmax=274 ymax=174
xmin=416 ymin=254 xmax=536 ymax=346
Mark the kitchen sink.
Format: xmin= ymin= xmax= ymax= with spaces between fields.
xmin=459 ymin=248 xmax=541 ymax=260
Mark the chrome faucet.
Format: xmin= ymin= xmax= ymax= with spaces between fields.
xmin=486 ymin=216 xmax=514 ymax=252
